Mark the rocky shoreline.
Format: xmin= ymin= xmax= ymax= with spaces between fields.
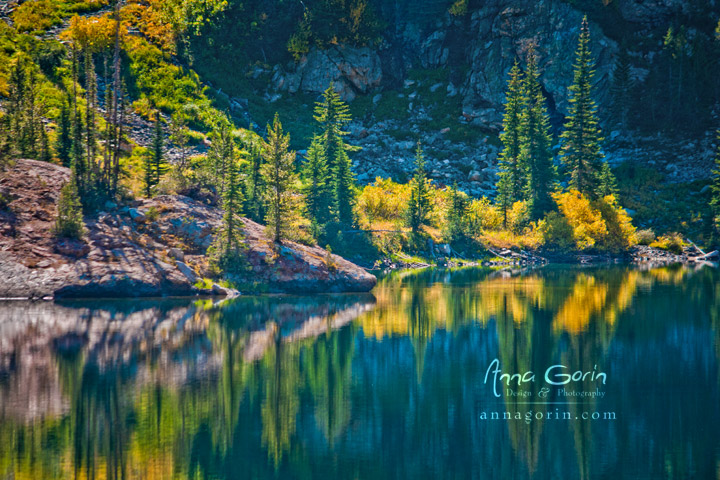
xmin=0 ymin=159 xmax=376 ymax=300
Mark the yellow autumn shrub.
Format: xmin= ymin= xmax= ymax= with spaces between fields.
xmin=12 ymin=0 xmax=60 ymax=33
xmin=355 ymin=177 xmax=411 ymax=227
xmin=548 ymin=190 xmax=637 ymax=252
xmin=466 ymin=197 xmax=502 ymax=234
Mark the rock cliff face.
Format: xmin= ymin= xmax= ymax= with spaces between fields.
xmin=272 ymin=1 xmax=618 ymax=122
xmin=273 ymin=45 xmax=383 ymax=102
xmin=0 ymin=159 xmax=377 ymax=298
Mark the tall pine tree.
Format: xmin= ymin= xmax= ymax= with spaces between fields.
xmin=560 ymin=16 xmax=606 ymax=199
xmin=610 ymin=48 xmax=634 ymax=132
xmin=314 ymin=83 xmax=357 ymax=225
xmin=214 ymin=154 xmax=245 ymax=271
xmin=261 ymin=114 xmax=298 ymax=243
xmin=56 ymin=96 xmax=72 ymax=166
xmin=151 ymin=113 xmax=167 ymax=187
xmin=244 ymin=141 xmax=265 ymax=222
xmin=520 ymin=49 xmax=557 ymax=220
xmin=496 ymin=60 xmax=526 ymax=224
xmin=302 ymin=135 xmax=331 ymax=226
xmin=144 ymin=113 xmax=167 ymax=197
xmin=408 ymin=143 xmax=432 ymax=234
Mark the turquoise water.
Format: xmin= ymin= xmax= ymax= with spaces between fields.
xmin=0 ymin=265 xmax=718 ymax=479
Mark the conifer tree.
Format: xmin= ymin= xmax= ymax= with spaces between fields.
xmin=560 ymin=16 xmax=607 ymax=199
xmin=314 ymin=83 xmax=352 ymax=174
xmin=408 ymin=143 xmax=432 ymax=234
xmin=261 ymin=114 xmax=298 ymax=243
xmin=314 ymin=83 xmax=357 ymax=224
xmin=56 ymin=97 xmax=72 ymax=166
xmin=151 ymin=113 xmax=167 ymax=187
xmin=7 ymin=60 xmax=26 ymax=158
xmin=208 ymin=120 xmax=234 ymax=195
xmin=334 ymin=148 xmax=355 ymax=226
xmin=0 ymin=115 xmax=11 ymax=165
xmin=39 ymin=123 xmax=51 ymax=163
xmin=598 ymin=161 xmax=618 ymax=197
xmin=710 ymin=131 xmax=720 ymax=235
xmin=72 ymin=110 xmax=86 ymax=192
xmin=496 ymin=60 xmax=526 ymax=224
xmin=144 ymin=114 xmax=167 ymax=197
xmin=302 ymin=135 xmax=331 ymax=225
xmin=610 ymin=48 xmax=634 ymax=131
xmin=22 ymin=69 xmax=39 ymax=160
xmin=520 ymin=49 xmax=557 ymax=220
xmin=54 ymin=174 xmax=84 ymax=240
xmin=446 ymin=182 xmax=468 ymax=242
xmin=211 ymin=153 xmax=245 ymax=272
xmin=244 ymin=141 xmax=265 ymax=222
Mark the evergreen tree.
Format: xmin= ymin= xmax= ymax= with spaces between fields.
xmin=151 ymin=113 xmax=167 ymax=187
xmin=314 ymin=83 xmax=352 ymax=174
xmin=710 ymin=131 xmax=720 ymax=236
xmin=56 ymin=97 xmax=72 ymax=166
xmin=169 ymin=113 xmax=191 ymax=170
xmin=7 ymin=59 xmax=41 ymax=160
xmin=54 ymin=175 xmax=84 ymax=240
xmin=22 ymin=69 xmax=39 ymax=160
xmin=72 ymin=110 xmax=85 ymax=192
xmin=520 ymin=49 xmax=557 ymax=220
xmin=245 ymin=141 xmax=265 ymax=222
xmin=39 ymin=123 xmax=51 ymax=163
xmin=333 ymin=148 xmax=355 ymax=226
xmin=446 ymin=182 xmax=468 ymax=242
xmin=7 ymin=60 xmax=26 ymax=158
xmin=610 ymin=48 xmax=634 ymax=131
xmin=314 ymin=83 xmax=357 ymax=224
xmin=0 ymin=115 xmax=11 ymax=165
xmin=211 ymin=153 xmax=245 ymax=272
xmin=302 ymin=135 xmax=331 ymax=225
xmin=496 ymin=60 xmax=526 ymax=224
xmin=408 ymin=143 xmax=432 ymax=234
xmin=144 ymin=114 xmax=167 ymax=197
xmin=208 ymin=120 xmax=234 ymax=195
xmin=261 ymin=114 xmax=298 ymax=243
xmin=598 ymin=161 xmax=618 ymax=197
xmin=143 ymin=150 xmax=155 ymax=197
xmin=560 ymin=16 xmax=607 ymax=199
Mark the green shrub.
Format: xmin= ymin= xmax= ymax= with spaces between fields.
xmin=650 ymin=232 xmax=686 ymax=255
xmin=54 ymin=178 xmax=84 ymax=239
xmin=636 ymin=228 xmax=656 ymax=246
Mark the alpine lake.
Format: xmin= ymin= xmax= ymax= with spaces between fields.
xmin=1 ymin=265 xmax=719 ymax=479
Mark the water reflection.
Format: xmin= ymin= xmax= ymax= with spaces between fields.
xmin=0 ymin=266 xmax=718 ymax=479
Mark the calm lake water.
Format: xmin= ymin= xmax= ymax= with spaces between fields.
xmin=0 ymin=265 xmax=719 ymax=479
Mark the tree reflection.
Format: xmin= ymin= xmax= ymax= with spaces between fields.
xmin=0 ymin=266 xmax=718 ymax=479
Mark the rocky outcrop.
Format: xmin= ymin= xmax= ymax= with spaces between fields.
xmin=414 ymin=1 xmax=617 ymax=125
xmin=0 ymin=159 xmax=377 ymax=298
xmin=618 ymin=0 xmax=688 ymax=25
xmin=139 ymin=195 xmax=377 ymax=293
xmin=272 ymin=45 xmax=383 ymax=102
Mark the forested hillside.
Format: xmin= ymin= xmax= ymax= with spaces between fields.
xmin=1 ymin=0 xmax=720 ymax=291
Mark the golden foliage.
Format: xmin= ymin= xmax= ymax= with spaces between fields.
xmin=12 ymin=0 xmax=60 ymax=32
xmin=123 ymin=0 xmax=177 ymax=53
xmin=466 ymin=196 xmax=503 ymax=232
xmin=553 ymin=190 xmax=607 ymax=250
xmin=355 ymin=177 xmax=410 ymax=227
xmin=65 ymin=14 xmax=124 ymax=52
xmin=548 ymin=190 xmax=636 ymax=252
